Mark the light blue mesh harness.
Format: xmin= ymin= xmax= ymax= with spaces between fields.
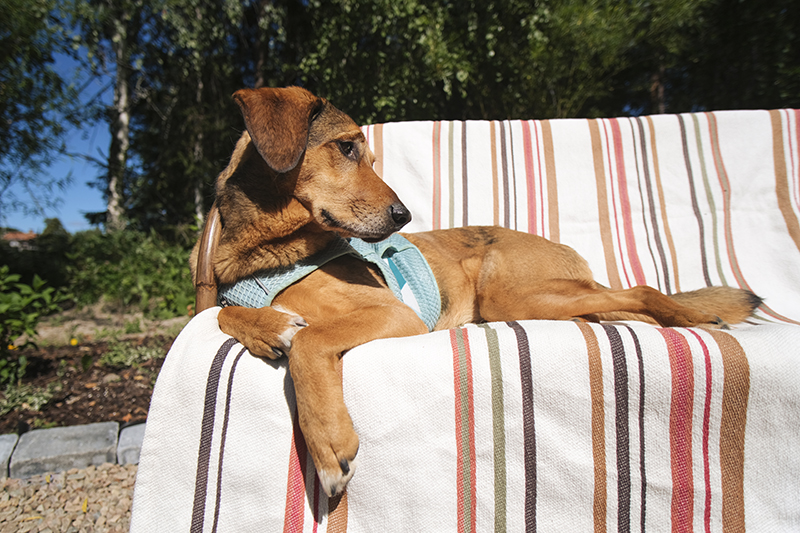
xmin=217 ymin=234 xmax=441 ymax=331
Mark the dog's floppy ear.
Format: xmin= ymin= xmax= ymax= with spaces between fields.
xmin=232 ymin=86 xmax=323 ymax=174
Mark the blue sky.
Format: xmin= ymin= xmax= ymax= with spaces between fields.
xmin=1 ymin=53 xmax=110 ymax=234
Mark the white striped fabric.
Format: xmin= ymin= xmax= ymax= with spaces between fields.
xmin=132 ymin=109 xmax=800 ymax=532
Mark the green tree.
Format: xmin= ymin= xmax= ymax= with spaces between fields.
xmin=676 ymin=0 xmax=800 ymax=112
xmin=0 ymin=0 xmax=82 ymax=223
xmin=124 ymin=0 xmax=246 ymax=233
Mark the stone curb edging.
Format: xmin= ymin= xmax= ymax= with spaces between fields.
xmin=0 ymin=421 xmax=145 ymax=479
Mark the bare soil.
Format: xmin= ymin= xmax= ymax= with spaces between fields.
xmin=0 ymin=304 xmax=190 ymax=435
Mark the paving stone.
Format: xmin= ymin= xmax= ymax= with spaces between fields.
xmin=0 ymin=435 xmax=18 ymax=479
xmin=117 ymin=423 xmax=146 ymax=465
xmin=9 ymin=422 xmax=119 ymax=478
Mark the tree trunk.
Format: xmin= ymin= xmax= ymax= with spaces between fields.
xmin=193 ymin=77 xmax=205 ymax=225
xmin=650 ymin=64 xmax=667 ymax=114
xmin=106 ymin=16 xmax=131 ymax=232
xmin=254 ymin=0 xmax=269 ymax=89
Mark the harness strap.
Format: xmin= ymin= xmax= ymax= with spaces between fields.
xmin=217 ymin=234 xmax=441 ymax=331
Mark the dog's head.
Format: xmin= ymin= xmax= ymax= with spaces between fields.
xmin=230 ymin=86 xmax=411 ymax=242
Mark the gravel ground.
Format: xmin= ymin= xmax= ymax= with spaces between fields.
xmin=0 ymin=463 xmax=136 ymax=533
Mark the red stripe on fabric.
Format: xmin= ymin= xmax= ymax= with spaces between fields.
xmin=659 ymin=328 xmax=694 ymax=532
xmin=433 ymin=122 xmax=442 ymax=230
xmin=451 ymin=329 xmax=465 ymax=533
xmin=602 ymin=120 xmax=633 ymax=288
xmin=611 ymin=119 xmax=646 ymax=285
xmin=464 ymin=332 xmax=477 ymax=533
xmin=284 ymin=412 xmax=308 ymax=533
xmin=687 ymin=329 xmax=713 ymax=533
xmin=451 ymin=328 xmax=477 ymax=533
xmin=521 ymin=121 xmax=537 ymax=235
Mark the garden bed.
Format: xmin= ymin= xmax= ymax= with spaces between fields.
xmin=0 ymin=306 xmax=190 ymax=435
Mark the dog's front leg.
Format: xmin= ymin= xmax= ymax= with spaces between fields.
xmin=288 ymin=340 xmax=359 ymax=497
xmin=287 ymin=305 xmax=428 ymax=496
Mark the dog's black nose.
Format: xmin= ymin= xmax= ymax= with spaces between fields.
xmin=390 ymin=203 xmax=412 ymax=229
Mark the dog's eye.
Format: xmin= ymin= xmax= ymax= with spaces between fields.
xmin=338 ymin=141 xmax=356 ymax=159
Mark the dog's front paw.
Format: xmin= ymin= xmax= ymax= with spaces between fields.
xmin=217 ymin=306 xmax=307 ymax=359
xmin=268 ymin=306 xmax=308 ymax=358
xmin=318 ymin=454 xmax=358 ymax=498
xmin=302 ymin=417 xmax=360 ymax=497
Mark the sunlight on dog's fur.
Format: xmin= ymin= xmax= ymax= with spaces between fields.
xmin=191 ymin=86 xmax=762 ymax=497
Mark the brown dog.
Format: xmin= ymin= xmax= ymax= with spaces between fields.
xmin=191 ymin=86 xmax=761 ymax=496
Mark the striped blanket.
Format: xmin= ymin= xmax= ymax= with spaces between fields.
xmin=131 ymin=109 xmax=800 ymax=532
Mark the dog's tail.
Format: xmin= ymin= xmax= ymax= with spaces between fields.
xmin=595 ymin=286 xmax=763 ymax=325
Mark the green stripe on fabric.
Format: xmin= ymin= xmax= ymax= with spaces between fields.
xmin=691 ymin=114 xmax=729 ymax=286
xmin=479 ymin=323 xmax=507 ymax=532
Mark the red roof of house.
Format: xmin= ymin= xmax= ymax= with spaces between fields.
xmin=2 ymin=231 xmax=38 ymax=242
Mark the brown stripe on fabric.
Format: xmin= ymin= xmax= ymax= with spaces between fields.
xmin=631 ymin=118 xmax=666 ymax=293
xmin=678 ymin=115 xmax=713 ymax=286
xmin=771 ymin=109 xmax=800 ymax=253
xmin=211 ymin=346 xmax=248 ymax=533
xmin=191 ymin=337 xmax=239 ymax=533
xmin=500 ymin=122 xmax=511 ymax=228
xmin=646 ymin=116 xmax=682 ymax=293
xmin=373 ymin=123 xmax=384 ymax=178
xmin=602 ymin=325 xmax=631 ymax=533
xmin=706 ymin=115 xmax=795 ymax=323
xmin=507 ymin=321 xmax=536 ymax=532
xmin=327 ymin=491 xmax=348 ymax=533
xmin=462 ymin=122 xmax=469 ymax=227
xmin=623 ymin=325 xmax=647 ymax=532
xmin=491 ymin=122 xmax=500 ymax=226
xmin=479 ymin=324 xmax=507 ymax=532
xmin=707 ymin=113 xmax=749 ymax=291
xmin=541 ymin=120 xmax=560 ymax=243
xmin=589 ymin=120 xmax=623 ymax=289
xmin=707 ymin=330 xmax=749 ymax=533
xmin=636 ymin=118 xmax=671 ymax=292
xmin=577 ymin=321 xmax=607 ymax=533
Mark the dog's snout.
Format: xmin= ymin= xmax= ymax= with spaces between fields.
xmin=390 ymin=203 xmax=412 ymax=229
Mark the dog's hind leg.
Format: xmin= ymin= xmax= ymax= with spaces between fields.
xmin=477 ymin=278 xmax=726 ymax=327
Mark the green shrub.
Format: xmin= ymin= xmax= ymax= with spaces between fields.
xmin=67 ymin=229 xmax=195 ymax=318
xmin=0 ymin=218 xmax=72 ymax=289
xmin=0 ymin=266 xmax=65 ymax=386
xmin=99 ymin=341 xmax=165 ymax=369
xmin=0 ymin=383 xmax=58 ymax=417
